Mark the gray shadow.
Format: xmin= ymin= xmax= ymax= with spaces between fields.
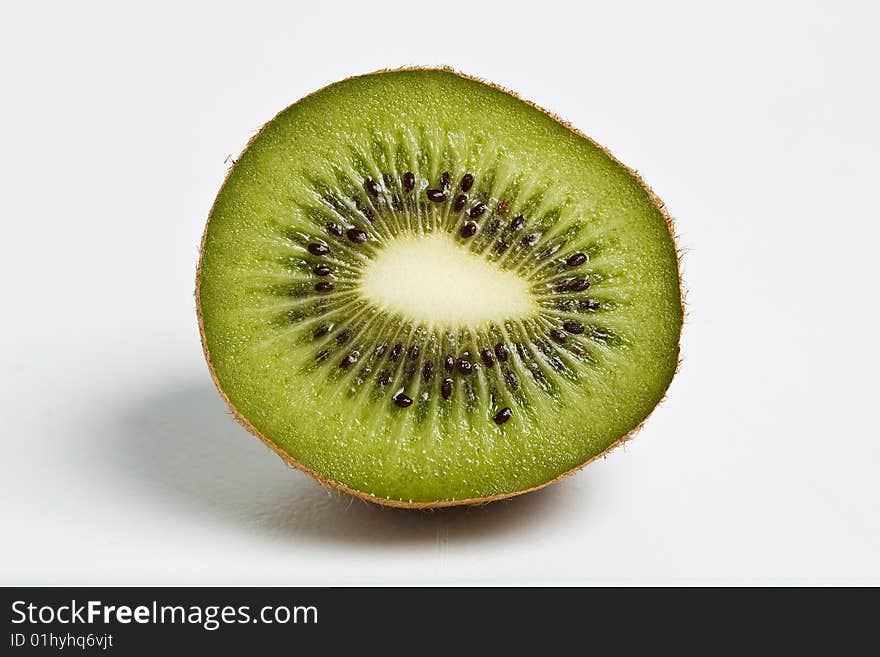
xmin=96 ymin=377 xmax=589 ymax=547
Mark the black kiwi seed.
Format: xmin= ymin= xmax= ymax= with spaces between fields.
xmin=565 ymin=278 xmax=590 ymax=292
xmin=521 ymin=233 xmax=538 ymax=247
xmin=453 ymin=194 xmax=467 ymax=212
xmin=365 ymin=178 xmax=380 ymax=197
xmin=579 ymin=299 xmax=600 ymax=311
xmin=441 ymin=378 xmax=453 ymax=399
xmin=510 ymin=215 xmax=525 ymax=231
xmin=550 ymin=329 xmax=568 ymax=344
xmin=340 ymin=352 xmax=358 ymax=369
xmin=314 ymin=324 xmax=332 ymax=338
xmin=505 ymin=370 xmax=519 ymax=390
xmin=315 ymin=281 xmax=334 ymax=292
xmin=422 ymin=362 xmax=434 ymax=381
xmin=444 ymin=355 xmax=454 ymax=373
xmin=566 ymin=252 xmax=588 ymax=267
xmin=460 ymin=173 xmax=474 ymax=192
xmin=440 ymin=171 xmax=450 ymax=190
xmin=494 ymin=343 xmax=509 ymax=362
xmin=393 ymin=392 xmax=413 ymax=408
xmin=362 ymin=206 xmax=375 ymax=222
xmin=336 ymin=328 xmax=352 ymax=344
xmin=326 ymin=222 xmax=344 ymax=237
xmin=480 ymin=348 xmax=495 ymax=368
xmin=317 ymin=349 xmax=330 ymax=362
xmin=469 ymin=202 xmax=487 ymax=218
xmin=374 ymin=343 xmax=388 ymax=358
xmin=426 ymin=189 xmax=447 ymax=202
xmin=378 ymin=370 xmax=391 ymax=386
xmin=493 ymin=407 xmax=513 ymax=425
xmin=392 ymin=194 xmax=403 ymax=211
xmin=389 ymin=343 xmax=403 ymax=361
xmin=313 ymin=263 xmax=332 ymax=276
xmin=457 ymin=356 xmax=473 ymax=375
xmin=486 ymin=219 xmax=500 ymax=235
xmin=408 ymin=345 xmax=420 ymax=360
xmin=495 ymin=240 xmax=508 ymax=254
xmin=346 ymin=228 xmax=367 ymax=243
xmin=460 ymin=222 xmax=477 ymax=238
xmin=307 ymin=243 xmax=330 ymax=256
xmin=563 ymin=320 xmax=585 ymax=334
xmin=382 ymin=173 xmax=394 ymax=188
xmin=403 ymin=171 xmax=415 ymax=192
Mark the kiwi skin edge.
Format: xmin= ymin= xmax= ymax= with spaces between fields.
xmin=195 ymin=66 xmax=685 ymax=510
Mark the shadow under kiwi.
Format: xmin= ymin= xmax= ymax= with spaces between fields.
xmin=99 ymin=376 xmax=588 ymax=548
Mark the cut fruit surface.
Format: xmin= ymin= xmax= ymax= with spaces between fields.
xmin=359 ymin=233 xmax=538 ymax=327
xmin=197 ymin=68 xmax=683 ymax=507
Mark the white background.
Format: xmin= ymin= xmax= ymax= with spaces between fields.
xmin=2 ymin=1 xmax=878 ymax=585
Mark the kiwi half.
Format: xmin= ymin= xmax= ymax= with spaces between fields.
xmin=197 ymin=68 xmax=683 ymax=508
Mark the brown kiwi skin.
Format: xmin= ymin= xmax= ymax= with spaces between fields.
xmin=195 ymin=66 xmax=686 ymax=510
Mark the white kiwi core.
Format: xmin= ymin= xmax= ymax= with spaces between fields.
xmin=358 ymin=232 xmax=539 ymax=327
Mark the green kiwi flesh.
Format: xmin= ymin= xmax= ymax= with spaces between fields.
xmin=197 ymin=68 xmax=683 ymax=507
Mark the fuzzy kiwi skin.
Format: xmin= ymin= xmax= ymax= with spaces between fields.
xmin=195 ymin=66 xmax=684 ymax=510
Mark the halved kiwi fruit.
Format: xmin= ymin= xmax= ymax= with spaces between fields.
xmin=197 ymin=68 xmax=683 ymax=508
